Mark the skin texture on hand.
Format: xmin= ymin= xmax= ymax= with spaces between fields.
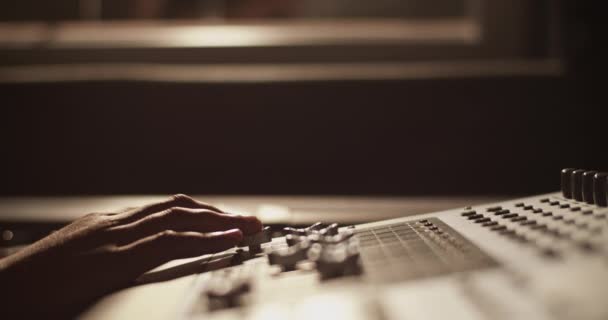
xmin=0 ymin=194 xmax=262 ymax=318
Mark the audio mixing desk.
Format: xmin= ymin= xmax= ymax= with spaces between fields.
xmin=73 ymin=169 xmax=608 ymax=320
xmin=1 ymin=170 xmax=607 ymax=319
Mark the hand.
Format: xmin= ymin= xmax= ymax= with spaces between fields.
xmin=0 ymin=194 xmax=262 ymax=317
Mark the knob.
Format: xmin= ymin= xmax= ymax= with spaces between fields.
xmin=570 ymin=169 xmax=586 ymax=201
xmin=561 ymin=168 xmax=575 ymax=198
xmin=594 ymin=172 xmax=608 ymax=207
xmin=306 ymin=222 xmax=324 ymax=231
xmin=320 ymin=223 xmax=339 ymax=236
xmin=205 ymin=278 xmax=251 ymax=310
xmin=283 ymin=223 xmax=325 ymax=237
xmin=582 ymin=171 xmax=598 ymax=204
xmin=267 ymin=241 xmax=310 ymax=271
xmin=311 ymin=243 xmax=360 ymax=280
xmin=285 ymin=234 xmax=306 ymax=246
xmin=239 ymin=226 xmax=271 ymax=254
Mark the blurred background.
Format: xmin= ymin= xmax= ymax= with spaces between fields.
xmin=0 ymin=0 xmax=604 ymax=197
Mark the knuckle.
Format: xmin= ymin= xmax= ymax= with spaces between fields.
xmin=164 ymin=207 xmax=191 ymax=218
xmin=157 ymin=229 xmax=178 ymax=241
xmin=169 ymin=194 xmax=195 ymax=206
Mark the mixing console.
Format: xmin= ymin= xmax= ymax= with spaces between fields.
xmin=81 ymin=168 xmax=608 ymax=320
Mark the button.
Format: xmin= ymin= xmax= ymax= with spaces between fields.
xmin=482 ymin=221 xmax=498 ymax=227
xmin=561 ymin=168 xmax=576 ymax=198
xmin=491 ymin=225 xmax=507 ymax=231
xmin=486 ymin=206 xmax=502 ymax=212
xmin=515 ymin=202 xmax=525 ymax=207
xmin=540 ymin=198 xmax=550 ymax=203
xmin=577 ymin=241 xmax=597 ymax=252
xmin=549 ymin=200 xmax=560 ymax=206
xmin=523 ymin=205 xmax=534 ymax=210
xmin=540 ymin=247 xmax=560 ymax=258
xmin=593 ymin=172 xmax=608 ymax=207
xmin=533 ymin=208 xmax=543 ymax=214
xmin=494 ymin=209 xmax=510 ymax=215
xmin=502 ymin=213 xmax=518 ymax=219
xmin=499 ymin=229 xmax=515 ymax=236
xmin=461 ymin=210 xmax=477 ymax=217
xmin=553 ymin=215 xmax=563 ymax=220
xmin=542 ymin=211 xmax=553 ymax=216
xmin=582 ymin=210 xmax=594 ymax=215
xmin=511 ymin=216 xmax=527 ymax=222
xmin=474 ymin=217 xmax=491 ymax=224
xmin=582 ymin=171 xmax=598 ymax=204
xmin=521 ymin=220 xmax=537 ymax=226
xmin=559 ymin=204 xmax=570 ymax=209
xmin=569 ymin=207 xmax=581 ymax=212
xmin=571 ymin=169 xmax=585 ymax=201
xmin=468 ymin=214 xmax=484 ymax=220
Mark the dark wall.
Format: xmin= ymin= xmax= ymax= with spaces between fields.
xmin=1 ymin=75 xmax=604 ymax=196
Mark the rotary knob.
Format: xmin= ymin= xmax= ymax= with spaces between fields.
xmin=582 ymin=171 xmax=598 ymax=204
xmin=570 ymin=169 xmax=586 ymax=201
xmin=594 ymin=172 xmax=608 ymax=207
xmin=561 ymin=168 xmax=576 ymax=198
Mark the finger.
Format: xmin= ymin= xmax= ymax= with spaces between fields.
xmin=117 ymin=194 xmax=223 ymax=224
xmin=108 ymin=207 xmax=262 ymax=245
xmin=117 ymin=229 xmax=243 ymax=276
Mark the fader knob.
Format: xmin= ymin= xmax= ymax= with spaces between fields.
xmin=571 ymin=169 xmax=586 ymax=201
xmin=320 ymin=223 xmax=339 ymax=236
xmin=593 ymin=172 xmax=608 ymax=207
xmin=239 ymin=226 xmax=272 ymax=254
xmin=267 ymin=241 xmax=310 ymax=271
xmin=313 ymin=243 xmax=361 ymax=280
xmin=285 ymin=234 xmax=305 ymax=246
xmin=582 ymin=171 xmax=598 ymax=204
xmin=561 ymin=168 xmax=575 ymax=198
xmin=306 ymin=222 xmax=324 ymax=231
xmin=205 ymin=279 xmax=251 ymax=310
